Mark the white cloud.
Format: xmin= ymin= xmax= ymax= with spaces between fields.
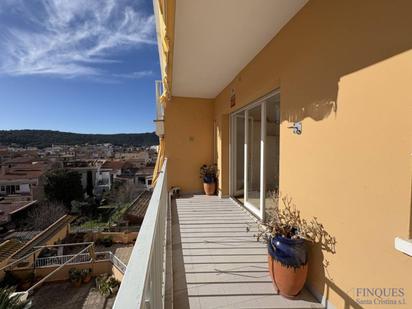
xmin=113 ymin=70 xmax=153 ymax=79
xmin=0 ymin=0 xmax=155 ymax=78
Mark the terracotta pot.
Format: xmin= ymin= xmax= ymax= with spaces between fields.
xmin=203 ymin=182 xmax=216 ymax=195
xmin=83 ymin=275 xmax=92 ymax=283
xmin=268 ymin=256 xmax=308 ymax=297
xmin=71 ymin=279 xmax=82 ymax=288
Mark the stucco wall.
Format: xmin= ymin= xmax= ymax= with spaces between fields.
xmin=213 ymin=0 xmax=412 ymax=308
xmin=12 ymin=260 xmax=112 ymax=283
xmin=84 ymin=231 xmax=138 ymax=244
xmin=164 ymin=96 xmax=214 ymax=193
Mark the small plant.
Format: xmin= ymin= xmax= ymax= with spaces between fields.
xmin=96 ymin=274 xmax=120 ymax=298
xmin=256 ymin=193 xmax=336 ymax=252
xmin=200 ymin=164 xmax=218 ymax=183
xmin=68 ymin=268 xmax=82 ymax=287
xmin=0 ymin=272 xmax=19 ymax=289
xmin=0 ymin=287 xmax=28 ymax=309
xmin=81 ymin=268 xmax=92 ymax=283
xmin=255 ymin=192 xmax=337 ymax=297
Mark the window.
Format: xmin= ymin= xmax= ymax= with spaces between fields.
xmin=0 ymin=186 xmax=4 ymax=191
xmin=16 ymin=185 xmax=20 ymax=191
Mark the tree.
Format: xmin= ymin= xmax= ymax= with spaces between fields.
xmin=106 ymin=181 xmax=140 ymax=205
xmin=86 ymin=170 xmax=94 ymax=197
xmin=44 ymin=169 xmax=83 ymax=207
xmin=23 ymin=201 xmax=67 ymax=230
xmin=115 ymin=182 xmax=141 ymax=204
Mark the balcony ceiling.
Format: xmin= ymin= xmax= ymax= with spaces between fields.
xmin=172 ymin=0 xmax=308 ymax=98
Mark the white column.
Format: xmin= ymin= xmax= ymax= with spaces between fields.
xmin=244 ymin=110 xmax=249 ymax=202
xmin=260 ymin=102 xmax=266 ymax=221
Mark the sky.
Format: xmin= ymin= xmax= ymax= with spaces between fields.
xmin=0 ymin=0 xmax=161 ymax=134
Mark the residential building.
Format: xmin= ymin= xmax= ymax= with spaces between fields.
xmin=114 ymin=1 xmax=412 ymax=309
xmin=0 ymin=197 xmax=37 ymax=232
xmin=101 ymin=160 xmax=126 ymax=184
xmin=94 ymin=168 xmax=112 ymax=196
xmin=0 ymin=158 xmax=51 ymax=200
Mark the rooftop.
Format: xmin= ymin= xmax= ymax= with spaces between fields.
xmin=0 ymin=198 xmax=36 ymax=223
xmin=101 ymin=160 xmax=126 ymax=170
xmin=124 ymin=190 xmax=153 ymax=224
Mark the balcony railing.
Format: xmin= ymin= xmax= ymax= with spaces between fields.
xmin=34 ymin=251 xmax=127 ymax=274
xmin=110 ymin=252 xmax=127 ymax=274
xmin=35 ymin=253 xmax=91 ymax=268
xmin=154 ymin=80 xmax=165 ymax=137
xmin=113 ymin=159 xmax=169 ymax=309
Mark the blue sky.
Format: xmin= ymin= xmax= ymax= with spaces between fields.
xmin=0 ymin=0 xmax=161 ymax=134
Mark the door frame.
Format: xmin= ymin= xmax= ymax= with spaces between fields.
xmin=229 ymin=89 xmax=280 ymax=220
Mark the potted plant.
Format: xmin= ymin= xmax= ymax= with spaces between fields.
xmin=256 ymin=194 xmax=336 ymax=298
xmin=81 ymin=268 xmax=92 ymax=283
xmin=200 ymin=164 xmax=218 ymax=195
xmin=96 ymin=274 xmax=120 ymax=298
xmin=69 ymin=268 xmax=82 ymax=287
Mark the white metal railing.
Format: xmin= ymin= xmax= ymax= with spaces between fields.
xmin=110 ymin=252 xmax=127 ymax=274
xmin=34 ymin=251 xmax=127 ymax=274
xmin=114 ymin=159 xmax=169 ymax=309
xmin=35 ymin=253 xmax=91 ymax=268
xmin=154 ymin=80 xmax=165 ymax=137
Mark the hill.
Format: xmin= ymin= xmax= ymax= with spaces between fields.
xmin=0 ymin=130 xmax=159 ymax=148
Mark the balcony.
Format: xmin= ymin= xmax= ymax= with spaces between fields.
xmin=154 ymin=80 xmax=165 ymax=137
xmin=114 ymin=160 xmax=323 ymax=308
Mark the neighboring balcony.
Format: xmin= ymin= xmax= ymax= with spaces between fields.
xmin=154 ymin=80 xmax=165 ymax=138
xmin=113 ymin=160 xmax=323 ymax=309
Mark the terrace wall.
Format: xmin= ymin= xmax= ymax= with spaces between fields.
xmin=12 ymin=260 xmax=112 ymax=283
xmin=212 ymin=0 xmax=412 ymax=308
xmin=164 ymin=96 xmax=214 ymax=193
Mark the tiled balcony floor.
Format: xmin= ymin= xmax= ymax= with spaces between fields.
xmin=172 ymin=195 xmax=324 ymax=309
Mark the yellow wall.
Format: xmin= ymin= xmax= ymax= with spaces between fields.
xmin=84 ymin=231 xmax=138 ymax=244
xmin=212 ymin=0 xmax=412 ymax=308
xmin=164 ymin=96 xmax=214 ymax=193
xmin=12 ymin=260 xmax=112 ymax=283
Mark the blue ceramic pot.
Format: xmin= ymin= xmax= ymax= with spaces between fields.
xmin=268 ymin=235 xmax=308 ymax=268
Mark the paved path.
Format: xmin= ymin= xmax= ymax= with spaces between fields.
xmin=31 ymin=281 xmax=114 ymax=309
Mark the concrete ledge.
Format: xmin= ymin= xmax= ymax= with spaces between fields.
xmin=394 ymin=237 xmax=412 ymax=256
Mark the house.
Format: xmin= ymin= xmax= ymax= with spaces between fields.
xmin=94 ymin=168 xmax=112 ymax=196
xmin=0 ymin=197 xmax=38 ymax=231
xmin=0 ymin=159 xmax=51 ymax=200
xmin=114 ymin=1 xmax=412 ymax=309
xmin=134 ymin=167 xmax=153 ymax=189
xmin=101 ymin=160 xmax=126 ymax=183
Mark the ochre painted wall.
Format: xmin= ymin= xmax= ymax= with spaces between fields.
xmin=164 ymin=97 xmax=214 ymax=193
xmin=213 ymin=0 xmax=412 ymax=308
xmin=12 ymin=261 xmax=112 ymax=283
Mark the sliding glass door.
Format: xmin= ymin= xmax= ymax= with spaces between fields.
xmin=230 ymin=91 xmax=280 ymax=220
